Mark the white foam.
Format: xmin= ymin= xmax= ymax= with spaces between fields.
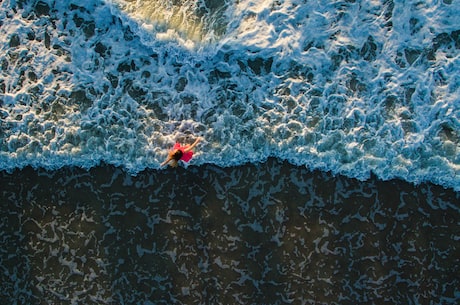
xmin=0 ymin=0 xmax=459 ymax=191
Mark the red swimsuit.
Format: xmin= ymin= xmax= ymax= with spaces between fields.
xmin=173 ymin=143 xmax=193 ymax=162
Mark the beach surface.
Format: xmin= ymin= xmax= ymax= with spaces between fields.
xmin=1 ymin=159 xmax=459 ymax=304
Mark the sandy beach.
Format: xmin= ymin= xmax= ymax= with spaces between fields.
xmin=1 ymin=159 xmax=459 ymax=304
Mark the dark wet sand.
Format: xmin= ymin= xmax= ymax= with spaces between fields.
xmin=1 ymin=158 xmax=459 ymax=304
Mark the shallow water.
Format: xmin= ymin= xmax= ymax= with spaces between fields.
xmin=1 ymin=159 xmax=459 ymax=304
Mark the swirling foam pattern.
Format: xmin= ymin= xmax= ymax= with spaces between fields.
xmin=0 ymin=0 xmax=459 ymax=190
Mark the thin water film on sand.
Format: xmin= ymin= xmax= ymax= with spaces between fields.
xmin=1 ymin=159 xmax=459 ymax=304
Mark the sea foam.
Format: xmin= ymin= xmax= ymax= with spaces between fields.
xmin=0 ymin=0 xmax=459 ymax=190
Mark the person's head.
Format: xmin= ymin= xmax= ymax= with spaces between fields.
xmin=169 ymin=149 xmax=183 ymax=167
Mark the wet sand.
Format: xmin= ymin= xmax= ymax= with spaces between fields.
xmin=1 ymin=158 xmax=459 ymax=304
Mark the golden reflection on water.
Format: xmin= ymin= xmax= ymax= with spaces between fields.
xmin=111 ymin=0 xmax=228 ymax=45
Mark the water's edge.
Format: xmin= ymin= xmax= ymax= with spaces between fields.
xmin=2 ymin=157 xmax=459 ymax=193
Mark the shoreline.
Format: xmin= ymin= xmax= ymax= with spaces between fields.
xmin=2 ymin=157 xmax=459 ymax=195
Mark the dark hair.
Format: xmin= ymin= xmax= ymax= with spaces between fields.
xmin=172 ymin=149 xmax=183 ymax=161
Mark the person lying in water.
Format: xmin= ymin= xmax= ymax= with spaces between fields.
xmin=160 ymin=137 xmax=202 ymax=168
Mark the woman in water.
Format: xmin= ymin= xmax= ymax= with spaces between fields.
xmin=160 ymin=137 xmax=201 ymax=168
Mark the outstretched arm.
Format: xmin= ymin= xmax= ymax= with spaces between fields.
xmin=160 ymin=156 xmax=173 ymax=167
xmin=183 ymin=138 xmax=201 ymax=153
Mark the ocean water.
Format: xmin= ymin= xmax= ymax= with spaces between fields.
xmin=0 ymin=0 xmax=458 ymax=190
xmin=1 ymin=0 xmax=460 ymax=304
